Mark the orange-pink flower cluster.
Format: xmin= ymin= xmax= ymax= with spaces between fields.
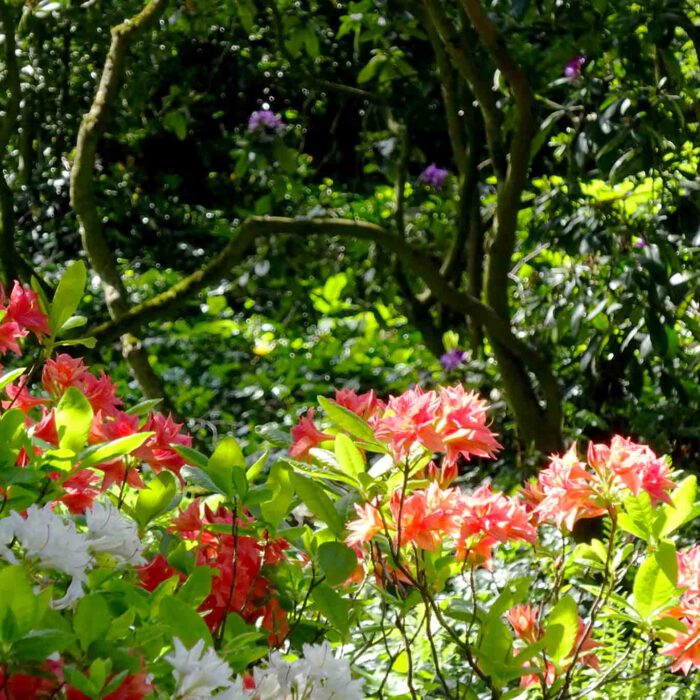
xmin=528 ymin=437 xmax=675 ymax=531
xmin=346 ymin=481 xmax=535 ymax=570
xmin=374 ymin=385 xmax=502 ymax=464
xmin=289 ymin=385 xmax=501 ymax=468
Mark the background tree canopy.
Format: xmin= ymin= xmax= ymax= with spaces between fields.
xmin=1 ymin=0 xmax=699 ymax=479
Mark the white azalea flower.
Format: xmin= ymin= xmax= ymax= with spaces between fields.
xmin=248 ymin=643 xmax=363 ymax=700
xmin=85 ymin=501 xmax=145 ymax=565
xmin=165 ymin=637 xmax=235 ymax=699
xmin=3 ymin=504 xmax=93 ymax=608
xmin=213 ymin=677 xmax=253 ymax=700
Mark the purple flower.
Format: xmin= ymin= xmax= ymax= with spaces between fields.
xmin=418 ymin=163 xmax=448 ymax=191
xmin=564 ymin=56 xmax=586 ymax=80
xmin=440 ymin=348 xmax=468 ymax=372
xmin=634 ymin=238 xmax=647 ymax=249
xmin=247 ymin=110 xmax=285 ymax=135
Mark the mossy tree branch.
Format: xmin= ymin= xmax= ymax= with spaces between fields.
xmin=69 ymin=0 xmax=170 ymax=402
xmin=85 ymin=215 xmax=562 ymax=452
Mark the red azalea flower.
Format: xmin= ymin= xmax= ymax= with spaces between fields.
xmin=0 ymin=321 xmax=27 ymax=355
xmin=55 ymin=469 xmax=101 ymax=513
xmin=80 ymin=372 xmax=123 ymax=416
xmin=661 ymin=617 xmax=700 ymax=674
xmin=437 ymin=385 xmax=502 ymax=465
xmin=333 ymin=388 xmax=382 ymax=421
xmin=31 ymin=409 xmax=59 ymax=445
xmin=289 ymin=407 xmax=332 ymax=462
xmin=534 ymin=444 xmax=606 ymax=531
xmin=506 ymin=604 xmax=542 ymax=644
xmin=134 ymin=412 xmax=191 ymax=474
xmin=2 ymin=382 xmax=48 ymax=413
xmin=390 ymin=482 xmax=462 ymax=551
xmin=5 ymin=281 xmax=50 ymax=338
xmin=42 ymin=354 xmax=90 ymax=397
xmin=137 ymin=554 xmax=184 ymax=591
xmin=346 ymin=500 xmax=385 ymax=547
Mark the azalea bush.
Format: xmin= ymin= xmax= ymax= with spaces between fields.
xmin=2 ymin=266 xmax=700 ymax=699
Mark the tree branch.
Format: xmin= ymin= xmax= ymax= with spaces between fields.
xmin=69 ymin=0 xmax=170 ymax=401
xmin=85 ymin=215 xmax=561 ymax=449
xmin=420 ymin=0 xmax=505 ymax=179
xmin=421 ymin=5 xmax=468 ymax=175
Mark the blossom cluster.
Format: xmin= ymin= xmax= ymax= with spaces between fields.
xmin=524 ymin=436 xmax=676 ymax=531
xmin=0 ymin=281 xmax=49 ymax=357
xmin=140 ymin=500 xmax=289 ymax=642
xmin=0 ymin=280 xmax=304 ymax=699
xmin=166 ymin=638 xmax=363 ymax=700
xmin=0 ymin=502 xmax=143 ymax=608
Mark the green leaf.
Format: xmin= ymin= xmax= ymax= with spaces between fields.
xmin=88 ymin=658 xmax=108 ymax=693
xmin=317 ymin=396 xmax=376 ymax=443
xmin=486 ymin=578 xmax=531 ymax=623
xmin=544 ymin=595 xmax=578 ymax=664
xmin=0 ymin=566 xmax=39 ymax=639
xmin=173 ymin=444 xmax=209 ymax=469
xmin=633 ymin=541 xmax=678 ymax=620
xmin=654 ymin=476 xmax=697 ymax=538
xmin=206 ymin=436 xmax=247 ymax=499
xmin=181 ymin=466 xmax=220 ymax=493
xmin=0 ymin=366 xmax=26 ymax=392
xmin=0 ymin=409 xmax=27 ymax=465
xmin=317 ymin=542 xmax=358 ymax=586
xmin=78 ymin=432 xmax=154 ymax=468
xmin=134 ymin=471 xmax=180 ymax=528
xmin=357 ymin=53 xmax=387 ymax=83
xmin=246 ymin=450 xmax=269 ymax=481
xmin=55 ymin=387 xmax=93 ymax=454
xmin=261 ymin=462 xmax=293 ymax=528
xmin=63 ymin=667 xmax=97 ymax=698
xmin=125 ymin=398 xmax=163 ymax=417
xmin=59 ymin=315 xmax=87 ymax=332
xmin=177 ymin=566 xmax=214 ymax=608
xmin=289 ymin=472 xmax=343 ymax=536
xmin=12 ymin=629 xmax=72 ymax=661
xmin=475 ymin=619 xmax=514 ymax=680
xmin=334 ymin=433 xmax=364 ymax=479
xmin=74 ymin=594 xmax=111 ymax=652
xmin=55 ymin=336 xmax=97 ymax=349
xmin=620 ymin=491 xmax=654 ymax=542
xmin=159 ymin=595 xmax=212 ymax=647
xmin=50 ymin=260 xmax=86 ymax=336
xmin=311 ymin=584 xmax=349 ymax=636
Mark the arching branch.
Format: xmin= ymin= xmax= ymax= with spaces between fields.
xmin=84 ymin=215 xmax=562 ymax=451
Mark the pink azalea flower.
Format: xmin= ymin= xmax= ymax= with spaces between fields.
xmin=289 ymin=407 xmax=332 ymax=462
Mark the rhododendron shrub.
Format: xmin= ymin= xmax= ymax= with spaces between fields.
xmin=0 ymin=269 xmax=359 ymax=699
xmin=283 ymin=388 xmax=700 ymax=698
xmin=3 ymin=266 xmax=700 ymax=699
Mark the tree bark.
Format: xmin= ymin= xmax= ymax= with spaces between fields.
xmin=69 ymin=0 xmax=170 ymax=403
